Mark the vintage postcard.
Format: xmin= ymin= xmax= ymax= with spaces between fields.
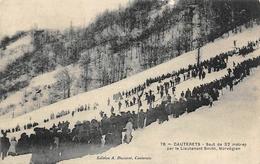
xmin=0 ymin=0 xmax=260 ymax=163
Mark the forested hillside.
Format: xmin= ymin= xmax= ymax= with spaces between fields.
xmin=0 ymin=0 xmax=259 ymax=115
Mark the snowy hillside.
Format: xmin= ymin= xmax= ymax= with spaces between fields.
xmin=2 ymin=48 xmax=260 ymax=164
xmin=0 ymin=23 xmax=259 ymax=139
xmin=60 ymin=66 xmax=260 ymax=164
xmin=0 ymin=34 xmax=33 ymax=72
xmin=0 ymin=64 xmax=82 ymax=118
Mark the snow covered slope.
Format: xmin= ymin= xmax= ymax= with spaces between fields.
xmin=0 ymin=34 xmax=33 ymax=72
xmin=0 ymin=64 xmax=81 ymax=118
xmin=1 ymin=154 xmax=32 ymax=164
xmin=60 ymin=66 xmax=260 ymax=164
xmin=0 ymin=24 xmax=259 ymax=137
xmin=2 ymin=62 xmax=260 ymax=164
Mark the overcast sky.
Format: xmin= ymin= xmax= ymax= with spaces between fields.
xmin=0 ymin=0 xmax=129 ymax=37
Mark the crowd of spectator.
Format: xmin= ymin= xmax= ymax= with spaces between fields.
xmin=0 ymin=39 xmax=259 ymax=163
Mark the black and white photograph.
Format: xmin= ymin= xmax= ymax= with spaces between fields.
xmin=0 ymin=0 xmax=260 ymax=163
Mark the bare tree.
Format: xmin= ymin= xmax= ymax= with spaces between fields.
xmin=174 ymin=36 xmax=182 ymax=56
xmin=55 ymin=68 xmax=73 ymax=99
xmin=79 ymin=53 xmax=91 ymax=91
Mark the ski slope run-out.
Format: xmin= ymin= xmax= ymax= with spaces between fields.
xmin=59 ymin=65 xmax=260 ymax=164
